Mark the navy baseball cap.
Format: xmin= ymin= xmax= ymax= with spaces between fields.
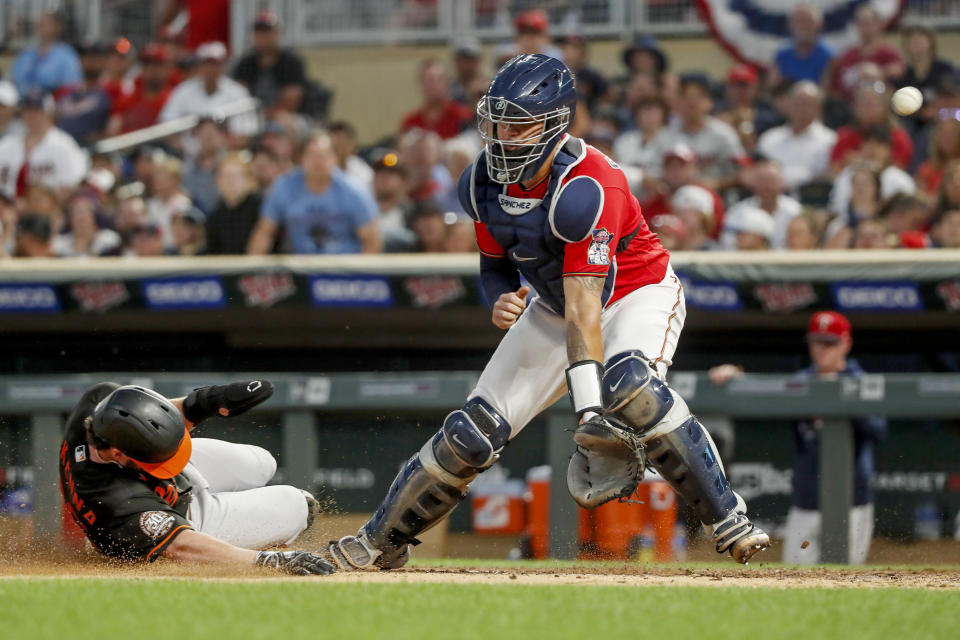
xmin=20 ymin=89 xmax=55 ymax=112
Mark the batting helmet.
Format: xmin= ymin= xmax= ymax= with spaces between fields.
xmin=90 ymin=385 xmax=191 ymax=479
xmin=477 ymin=54 xmax=577 ymax=185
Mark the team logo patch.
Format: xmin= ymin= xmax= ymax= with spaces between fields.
xmin=587 ymin=228 xmax=612 ymax=266
xmin=139 ymin=511 xmax=175 ymax=540
xmin=74 ymin=445 xmax=86 ymax=463
xmin=495 ymin=100 xmax=506 ymax=111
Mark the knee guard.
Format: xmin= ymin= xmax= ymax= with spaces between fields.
xmin=420 ymin=397 xmax=511 ymax=485
xmin=602 ymin=350 xmax=738 ymax=526
xmin=602 ymin=351 xmax=674 ymax=434
xmin=360 ymin=398 xmax=511 ymax=560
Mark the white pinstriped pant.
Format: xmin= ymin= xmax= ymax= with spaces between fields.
xmin=470 ymin=265 xmax=686 ymax=438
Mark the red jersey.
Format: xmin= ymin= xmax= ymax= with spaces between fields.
xmin=401 ymin=100 xmax=473 ymax=140
xmin=112 ymin=86 xmax=173 ymax=133
xmin=830 ymin=126 xmax=914 ymax=169
xmin=474 ymin=144 xmax=669 ymax=308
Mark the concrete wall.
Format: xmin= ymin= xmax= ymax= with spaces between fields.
xmin=304 ymin=32 xmax=960 ymax=145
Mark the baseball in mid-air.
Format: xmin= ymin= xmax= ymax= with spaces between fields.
xmin=891 ymin=86 xmax=923 ymax=116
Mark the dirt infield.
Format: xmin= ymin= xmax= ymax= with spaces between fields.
xmin=3 ymin=555 xmax=959 ymax=590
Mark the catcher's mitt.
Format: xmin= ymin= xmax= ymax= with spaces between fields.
xmin=566 ymin=415 xmax=646 ymax=509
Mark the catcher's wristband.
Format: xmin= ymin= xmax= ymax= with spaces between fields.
xmin=565 ymin=360 xmax=604 ymax=418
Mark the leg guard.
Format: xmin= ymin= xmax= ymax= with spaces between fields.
xmin=326 ymin=398 xmax=510 ymax=571
xmin=601 ymin=350 xmax=768 ymax=562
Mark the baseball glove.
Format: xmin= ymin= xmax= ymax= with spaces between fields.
xmin=566 ymin=415 xmax=646 ymax=509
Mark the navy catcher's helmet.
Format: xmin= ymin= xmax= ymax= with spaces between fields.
xmin=477 ymin=54 xmax=577 ymax=184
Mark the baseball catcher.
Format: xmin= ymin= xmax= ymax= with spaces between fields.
xmin=323 ymin=54 xmax=769 ymax=571
xmin=59 ymin=380 xmax=334 ymax=576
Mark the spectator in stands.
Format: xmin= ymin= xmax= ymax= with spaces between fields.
xmin=106 ymin=43 xmax=176 ymax=136
xmin=829 ymin=127 xmax=915 ymax=219
xmin=931 ymin=209 xmax=960 ymax=248
xmin=12 ymin=11 xmax=81 ymax=96
xmin=726 ymin=204 xmax=775 ymax=251
xmin=57 ymin=41 xmax=113 ymax=146
xmin=160 ymin=42 xmax=258 ymax=138
xmin=710 ymin=311 xmax=885 ymax=564
xmin=915 ymin=116 xmax=960 ymax=197
xmin=772 ymin=4 xmax=833 ymax=86
xmin=935 ymin=160 xmax=960 ymax=213
xmin=614 ymin=72 xmax=661 ymax=133
xmin=146 ymin=153 xmax=192 ymax=247
xmin=669 ymin=73 xmax=745 ymax=191
xmin=247 ymin=131 xmax=381 ymax=254
xmin=114 ymin=195 xmax=149 ymax=241
xmin=369 ymin=149 xmax=416 ymax=252
xmin=757 ymin=81 xmax=836 ymax=191
xmin=648 ymin=214 xmax=687 ymax=252
xmin=612 ymin=97 xmax=673 ymax=197
xmin=125 ymin=222 xmax=167 ymax=257
xmin=183 ymin=117 xmax=229 ymax=214
xmin=850 ymin=218 xmax=890 ymax=249
xmin=641 ymin=142 xmax=725 ymax=229
xmin=449 ymin=38 xmax=483 ymax=106
xmin=827 ymin=5 xmax=904 ymax=102
xmin=13 ymin=213 xmax=54 ymax=257
xmin=444 ymin=213 xmax=476 ymax=253
xmin=401 ymin=59 xmax=473 ymax=140
xmin=716 ymin=64 xmax=779 ymax=154
xmin=826 ymin=165 xmax=885 ymax=249
xmin=251 ymin=143 xmax=283 ymax=191
xmin=882 ymin=195 xmax=932 ymax=247
xmin=830 ymin=82 xmax=913 ymax=172
xmin=897 ymin=26 xmax=955 ymax=105
xmin=233 ymin=10 xmax=308 ymax=115
xmin=0 ymin=194 xmax=16 ymax=257
xmin=398 ymin=128 xmax=456 ymax=209
xmin=257 ymin=120 xmax=298 ymax=174
xmin=205 ymin=152 xmax=263 ymax=255
xmin=619 ymin=35 xmax=675 ymax=100
xmin=409 ymin=200 xmax=447 ymax=253
xmin=785 ymin=210 xmax=825 ymax=250
xmin=329 ymin=121 xmax=374 ymax=193
xmin=100 ymin=38 xmax=136 ymax=108
xmin=559 ymin=34 xmax=609 ymax=110
xmin=0 ymin=91 xmax=88 ymax=200
xmin=670 ymin=184 xmax=717 ymax=251
xmin=0 ymin=82 xmax=22 ymax=138
xmin=513 ymin=10 xmax=562 ymax=60
xmin=52 ymin=195 xmax=121 ymax=257
xmin=723 ymin=159 xmax=801 ymax=250
xmin=170 ymin=206 xmax=206 ymax=255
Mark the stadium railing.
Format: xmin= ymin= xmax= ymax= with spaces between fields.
xmin=9 ymin=370 xmax=960 ymax=563
xmin=3 ymin=0 xmax=959 ymax=53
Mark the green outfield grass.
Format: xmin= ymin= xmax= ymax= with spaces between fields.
xmin=1 ymin=575 xmax=957 ymax=640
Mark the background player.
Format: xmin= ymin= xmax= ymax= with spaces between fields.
xmin=324 ymin=54 xmax=769 ymax=571
xmin=709 ymin=311 xmax=887 ymax=564
xmin=60 ymin=380 xmax=335 ymax=576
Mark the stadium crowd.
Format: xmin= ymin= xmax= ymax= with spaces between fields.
xmin=1 ymin=5 xmax=959 ymax=259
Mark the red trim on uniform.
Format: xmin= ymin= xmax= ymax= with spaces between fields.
xmin=146 ymin=524 xmax=192 ymax=562
xmin=474 ymin=221 xmax=508 ymax=257
xmin=651 ymin=275 xmax=682 ymax=370
xmin=562 ymin=272 xmax=607 ymax=278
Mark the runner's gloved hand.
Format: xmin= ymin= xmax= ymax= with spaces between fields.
xmin=255 ymin=550 xmax=336 ymax=576
xmin=182 ymin=380 xmax=274 ymax=424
